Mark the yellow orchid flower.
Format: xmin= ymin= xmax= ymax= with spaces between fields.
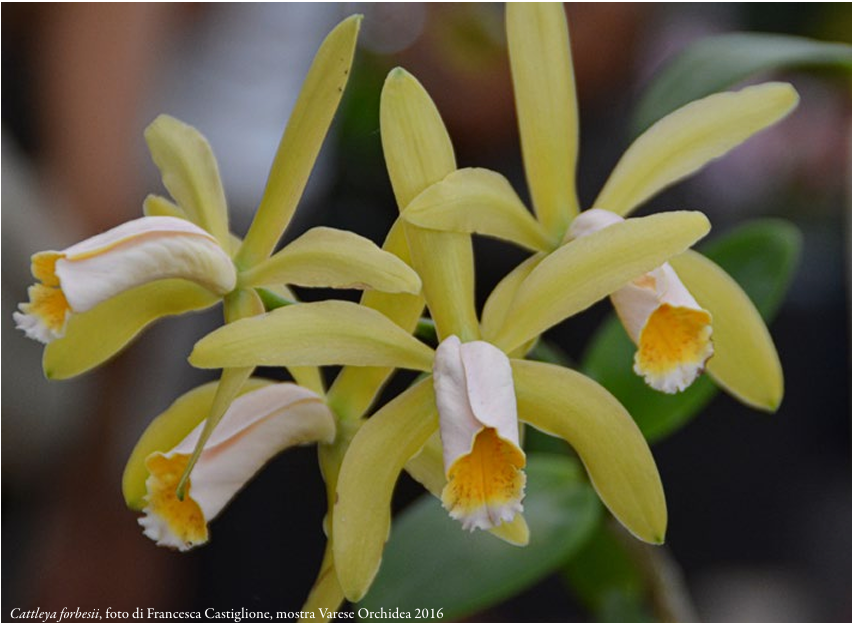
xmin=16 ymin=16 xmax=424 ymax=384
xmin=14 ymin=216 xmax=236 ymax=344
xmin=122 ymin=379 xmax=335 ymax=551
xmin=189 ymin=67 xmax=714 ymax=602
xmin=401 ymin=2 xmax=798 ymax=408
xmin=16 ymin=15 xmax=427 ymax=521
xmin=567 ymin=208 xmax=714 ymax=393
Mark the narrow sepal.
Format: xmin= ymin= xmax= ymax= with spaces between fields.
xmin=512 ymin=360 xmax=667 ymax=544
xmin=507 ymin=2 xmax=580 ymax=233
xmin=240 ymin=226 xmax=421 ymax=294
xmin=237 ymin=15 xmax=362 ymax=267
xmin=494 ymin=212 xmax=711 ymax=352
xmin=333 ymin=380 xmax=439 ymax=601
xmin=593 ymin=83 xmax=799 ymax=216
xmin=190 ymin=300 xmax=435 ymax=372
xmin=670 ymin=250 xmax=784 ymax=410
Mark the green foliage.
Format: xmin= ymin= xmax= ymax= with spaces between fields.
xmin=563 ymin=523 xmax=655 ymax=623
xmin=360 ymin=454 xmax=602 ymax=621
xmin=633 ymin=33 xmax=852 ymax=135
xmin=582 ymin=220 xmax=802 ymax=442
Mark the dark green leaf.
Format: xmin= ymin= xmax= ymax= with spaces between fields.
xmin=563 ymin=523 xmax=655 ymax=623
xmin=633 ymin=33 xmax=852 ymax=134
xmin=582 ymin=219 xmax=801 ymax=442
xmin=360 ymin=454 xmax=602 ymax=621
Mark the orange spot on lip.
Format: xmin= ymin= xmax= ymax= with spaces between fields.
xmin=26 ymin=284 xmax=71 ymax=334
xmin=442 ymin=427 xmax=525 ymax=528
xmin=635 ymin=303 xmax=713 ymax=392
xmin=145 ymin=453 xmax=208 ymax=547
xmin=32 ymin=252 xmax=62 ymax=286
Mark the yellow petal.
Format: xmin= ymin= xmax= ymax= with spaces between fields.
xmin=512 ymin=360 xmax=667 ymax=543
xmin=404 ymin=227 xmax=480 ymax=342
xmin=333 ymin=379 xmax=439 ymax=602
xmin=43 ymin=279 xmax=219 ymax=380
xmin=506 ymin=2 xmax=579 ymax=234
xmin=237 ymin=15 xmax=361 ymax=268
xmin=405 ymin=432 xmax=529 ymax=546
xmin=380 ymin=68 xmax=456 ymax=210
xmin=240 ymin=226 xmax=421 ymax=294
xmin=144 ymin=116 xmax=230 ymax=246
xmin=190 ymin=300 xmax=435 ymax=371
xmin=403 ymin=168 xmax=555 ymax=252
xmin=255 ymin=286 xmax=324 ymax=394
xmin=289 ymin=366 xmax=325 ymax=397
xmin=593 ymin=82 xmax=799 ymax=216
xmin=122 ymin=378 xmax=272 ymax=510
xmin=670 ymin=250 xmax=783 ymax=410
xmin=326 ymin=221 xmax=425 ymax=420
xmin=405 ymin=431 xmax=448 ymax=498
xmin=302 ymin=541 xmax=345 ymax=621
xmin=494 ymin=211 xmax=711 ymax=353
xmin=380 ymin=68 xmax=478 ymax=342
xmin=480 ymin=253 xmax=546 ymax=343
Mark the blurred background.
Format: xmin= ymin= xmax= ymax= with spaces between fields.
xmin=2 ymin=3 xmax=850 ymax=622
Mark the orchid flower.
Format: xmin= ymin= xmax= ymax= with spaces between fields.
xmin=122 ymin=379 xmax=335 ymax=551
xmin=16 ymin=15 xmax=429 ymax=521
xmin=14 ymin=216 xmax=236 ymax=346
xmin=401 ymin=2 xmax=797 ymax=408
xmin=188 ymin=67 xmax=714 ymax=602
xmin=16 ymin=15 xmax=422 ymax=382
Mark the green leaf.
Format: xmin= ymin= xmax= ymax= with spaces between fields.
xmin=360 ymin=454 xmax=601 ymax=621
xmin=633 ymin=33 xmax=852 ymax=135
xmin=582 ymin=219 xmax=801 ymax=442
xmin=563 ymin=523 xmax=655 ymax=623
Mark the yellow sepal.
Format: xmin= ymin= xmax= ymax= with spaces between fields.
xmin=333 ymin=379 xmax=439 ymax=602
xmin=671 ymin=250 xmax=784 ymax=410
xmin=240 ymin=226 xmax=421 ymax=295
xmin=403 ymin=168 xmax=555 ymax=252
xmin=144 ymin=116 xmax=230 ymax=247
xmin=507 ymin=2 xmax=579 ymax=233
xmin=380 ymin=68 xmax=478 ymax=342
xmin=481 ymin=253 xmax=546 ymax=343
xmin=494 ymin=211 xmax=711 ymax=353
xmin=44 ymin=280 xmax=219 ymax=380
xmin=190 ymin=300 xmax=435 ymax=372
xmin=326 ymin=221 xmax=425 ymax=420
xmin=237 ymin=15 xmax=362 ymax=268
xmin=593 ymin=83 xmax=799 ymax=217
xmin=513 ymin=360 xmax=667 ymax=544
xmin=142 ymin=194 xmax=187 ymax=220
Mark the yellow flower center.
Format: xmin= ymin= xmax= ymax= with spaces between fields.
xmin=144 ymin=453 xmax=208 ymax=547
xmin=26 ymin=284 xmax=71 ymax=335
xmin=635 ymin=303 xmax=713 ymax=393
xmin=442 ymin=427 xmax=526 ymax=530
xmin=32 ymin=251 xmax=62 ymax=286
